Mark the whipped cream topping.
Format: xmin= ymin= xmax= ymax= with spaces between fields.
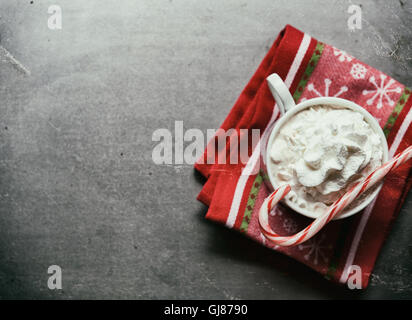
xmin=269 ymin=105 xmax=383 ymax=215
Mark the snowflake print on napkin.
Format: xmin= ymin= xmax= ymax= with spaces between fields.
xmin=362 ymin=74 xmax=402 ymax=109
xmin=299 ymin=45 xmax=405 ymax=127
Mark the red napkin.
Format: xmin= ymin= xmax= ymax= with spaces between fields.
xmin=195 ymin=25 xmax=412 ymax=288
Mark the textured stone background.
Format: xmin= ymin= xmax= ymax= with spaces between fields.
xmin=0 ymin=0 xmax=411 ymax=299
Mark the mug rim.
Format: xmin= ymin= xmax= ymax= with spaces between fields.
xmin=265 ymin=96 xmax=389 ymax=220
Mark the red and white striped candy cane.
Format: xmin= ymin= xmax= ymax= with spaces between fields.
xmin=259 ymin=145 xmax=412 ymax=247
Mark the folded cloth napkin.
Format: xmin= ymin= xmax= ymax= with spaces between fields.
xmin=194 ymin=25 xmax=412 ymax=288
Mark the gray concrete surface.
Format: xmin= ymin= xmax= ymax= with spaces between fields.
xmin=0 ymin=0 xmax=411 ymax=299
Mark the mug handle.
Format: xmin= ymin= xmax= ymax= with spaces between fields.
xmin=266 ymin=73 xmax=296 ymax=115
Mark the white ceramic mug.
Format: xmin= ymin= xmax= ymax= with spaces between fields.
xmin=261 ymin=73 xmax=389 ymax=219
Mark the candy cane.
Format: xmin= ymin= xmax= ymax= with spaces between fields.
xmin=259 ymin=145 xmax=412 ymax=247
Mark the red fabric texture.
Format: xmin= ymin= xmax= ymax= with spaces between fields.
xmin=194 ymin=25 xmax=412 ymax=288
